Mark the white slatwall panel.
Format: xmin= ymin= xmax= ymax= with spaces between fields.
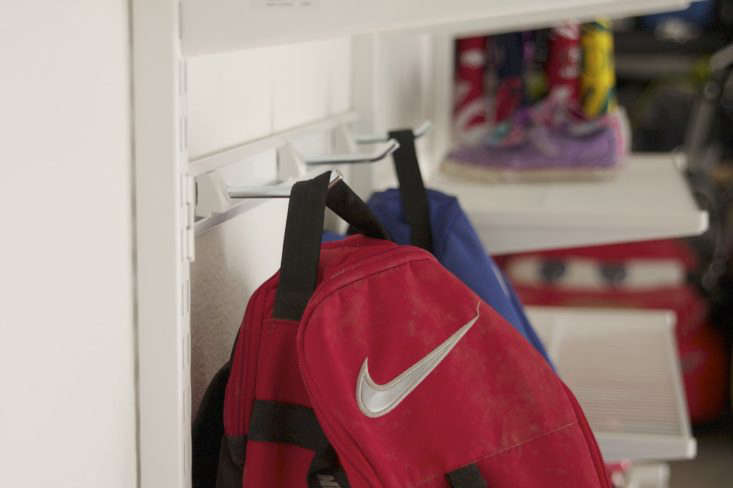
xmin=188 ymin=38 xmax=352 ymax=159
xmin=187 ymin=48 xmax=274 ymax=159
xmin=271 ymin=42 xmax=330 ymax=131
xmin=367 ymin=32 xmax=436 ymax=190
xmin=328 ymin=39 xmax=353 ymax=114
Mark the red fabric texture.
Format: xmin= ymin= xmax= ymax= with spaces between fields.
xmin=546 ymin=23 xmax=581 ymax=101
xmin=454 ymin=37 xmax=489 ymax=139
xmin=497 ymin=240 xmax=698 ymax=271
xmin=224 ymin=236 xmax=609 ymax=486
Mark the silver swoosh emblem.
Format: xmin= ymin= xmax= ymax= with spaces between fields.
xmin=356 ymin=303 xmax=481 ymax=418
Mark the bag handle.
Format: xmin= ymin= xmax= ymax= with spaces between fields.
xmin=274 ymin=171 xmax=388 ymax=320
xmin=388 ymin=129 xmax=433 ymax=252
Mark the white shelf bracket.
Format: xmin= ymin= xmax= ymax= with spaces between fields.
xmin=331 ymin=124 xmax=359 ymax=154
xmin=277 ymin=142 xmax=308 ymax=181
xmin=195 ymin=171 xmax=232 ymax=218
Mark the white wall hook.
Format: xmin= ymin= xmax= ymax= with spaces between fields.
xmin=304 ymin=139 xmax=399 ymax=166
xmin=195 ymin=171 xmax=233 ymax=218
xmin=277 ymin=142 xmax=309 ymax=180
xmin=228 ymin=169 xmax=344 ymax=199
xmin=354 ymin=121 xmax=432 ymax=144
xmin=331 ymin=124 xmax=359 ymax=154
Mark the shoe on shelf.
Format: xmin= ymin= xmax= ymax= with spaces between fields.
xmin=442 ymin=108 xmax=629 ymax=183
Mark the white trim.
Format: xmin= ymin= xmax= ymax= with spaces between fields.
xmin=181 ymin=0 xmax=688 ymax=54
xmin=132 ymin=0 xmax=190 ymax=486
xmin=194 ymin=199 xmax=270 ymax=236
xmin=596 ymin=433 xmax=697 ymax=463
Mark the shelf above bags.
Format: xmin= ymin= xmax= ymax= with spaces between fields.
xmin=429 ymin=153 xmax=708 ymax=255
xmin=182 ymin=0 xmax=690 ymax=55
xmin=527 ymin=306 xmax=697 ymax=462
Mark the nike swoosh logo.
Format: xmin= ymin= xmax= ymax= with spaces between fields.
xmin=356 ymin=303 xmax=481 ymax=418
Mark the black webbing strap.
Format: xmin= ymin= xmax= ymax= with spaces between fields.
xmin=192 ymin=362 xmax=232 ymax=488
xmin=215 ymin=435 xmax=246 ymax=488
xmin=274 ymin=172 xmax=388 ymax=321
xmin=274 ymin=172 xmax=331 ymax=320
xmin=198 ymin=328 xmax=246 ymax=488
xmin=446 ymin=464 xmax=488 ymax=488
xmin=326 ymin=180 xmax=388 ymax=240
xmin=249 ymin=400 xmax=327 ymax=451
xmin=308 ymin=443 xmax=351 ymax=488
xmin=388 ymin=129 xmax=433 ymax=252
xmin=249 ymin=400 xmax=350 ymax=488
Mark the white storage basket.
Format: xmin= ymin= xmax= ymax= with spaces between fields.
xmin=527 ymin=306 xmax=696 ymax=462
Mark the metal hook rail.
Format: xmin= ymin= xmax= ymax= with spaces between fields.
xmin=355 ymin=121 xmax=431 ymax=144
xmin=195 ymin=170 xmax=343 ymax=235
xmin=227 ymin=170 xmax=344 ymax=198
xmin=304 ymin=139 xmax=399 ymax=166
xmin=192 ymin=116 xmax=431 ymax=235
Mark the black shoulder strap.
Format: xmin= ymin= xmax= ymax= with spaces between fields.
xmin=192 ymin=362 xmax=232 ymax=488
xmin=273 ymin=172 xmax=331 ymax=320
xmin=446 ymin=464 xmax=488 ymax=487
xmin=274 ymin=172 xmax=388 ymax=320
xmin=219 ymin=398 xmax=485 ymax=488
xmin=388 ymin=129 xmax=433 ymax=252
xmin=249 ymin=400 xmax=350 ymax=488
xmin=326 ymin=180 xmax=387 ymax=240
xmin=215 ymin=435 xmax=246 ymax=488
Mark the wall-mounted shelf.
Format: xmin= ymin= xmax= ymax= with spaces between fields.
xmin=429 ymin=153 xmax=708 ymax=255
xmin=182 ymin=0 xmax=689 ymax=55
xmin=527 ymin=306 xmax=696 ymax=462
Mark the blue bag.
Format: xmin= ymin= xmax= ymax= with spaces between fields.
xmin=365 ymin=188 xmax=552 ymax=365
xmin=361 ymin=129 xmax=552 ymax=364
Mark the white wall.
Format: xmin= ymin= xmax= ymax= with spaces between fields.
xmin=365 ymin=32 xmax=438 ymax=190
xmin=0 ymin=2 xmax=137 ymax=487
xmin=187 ymin=38 xmax=352 ymax=160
